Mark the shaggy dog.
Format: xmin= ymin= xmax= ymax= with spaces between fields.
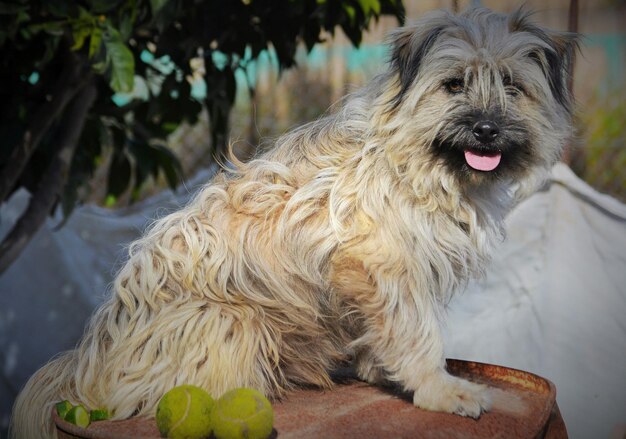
xmin=12 ymin=7 xmax=576 ymax=438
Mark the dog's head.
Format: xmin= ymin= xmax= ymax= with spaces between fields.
xmin=383 ymin=7 xmax=578 ymax=191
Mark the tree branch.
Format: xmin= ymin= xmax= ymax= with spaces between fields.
xmin=0 ymin=50 xmax=86 ymax=203
xmin=0 ymin=82 xmax=98 ymax=275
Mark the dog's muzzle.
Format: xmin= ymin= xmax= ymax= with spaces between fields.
xmin=465 ymin=120 xmax=502 ymax=171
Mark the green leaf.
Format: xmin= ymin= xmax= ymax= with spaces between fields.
xmin=104 ymin=194 xmax=117 ymax=207
xmin=149 ymin=0 xmax=169 ymax=16
xmin=119 ymin=13 xmax=132 ymax=40
xmin=118 ymin=0 xmax=138 ymax=40
xmin=71 ymin=24 xmax=92 ymax=50
xmin=16 ymin=10 xmax=30 ymax=25
xmin=161 ymin=122 xmax=178 ymax=133
xmin=358 ymin=0 xmax=381 ymax=16
xmin=103 ymin=27 xmax=135 ymax=93
xmin=70 ymin=7 xmax=96 ymax=50
xmin=343 ymin=4 xmax=356 ymax=25
xmin=92 ymin=59 xmax=108 ymax=74
xmin=89 ymin=26 xmax=103 ymax=58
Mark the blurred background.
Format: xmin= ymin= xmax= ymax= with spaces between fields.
xmin=150 ymin=0 xmax=626 ymax=204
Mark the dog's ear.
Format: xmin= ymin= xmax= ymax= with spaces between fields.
xmin=530 ymin=31 xmax=579 ymax=114
xmin=510 ymin=10 xmax=580 ymax=114
xmin=389 ymin=18 xmax=446 ymax=106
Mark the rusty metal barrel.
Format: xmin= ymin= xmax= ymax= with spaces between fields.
xmin=54 ymin=360 xmax=567 ymax=438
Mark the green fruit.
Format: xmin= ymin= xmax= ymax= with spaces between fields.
xmin=211 ymin=388 xmax=274 ymax=439
xmin=90 ymin=408 xmax=110 ymax=422
xmin=64 ymin=405 xmax=91 ymax=428
xmin=156 ymin=385 xmax=215 ymax=439
xmin=55 ymin=400 xmax=73 ymax=419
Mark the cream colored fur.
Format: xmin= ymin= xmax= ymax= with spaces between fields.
xmin=11 ymin=7 xmax=575 ymax=438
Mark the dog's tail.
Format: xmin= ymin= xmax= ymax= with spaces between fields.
xmin=9 ymin=351 xmax=79 ymax=439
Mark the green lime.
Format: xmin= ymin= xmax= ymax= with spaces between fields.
xmin=55 ymin=400 xmax=73 ymax=419
xmin=64 ymin=405 xmax=91 ymax=428
xmin=90 ymin=408 xmax=110 ymax=422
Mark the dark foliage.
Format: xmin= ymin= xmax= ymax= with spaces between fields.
xmin=0 ymin=0 xmax=404 ymax=273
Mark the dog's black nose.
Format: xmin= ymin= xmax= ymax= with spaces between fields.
xmin=472 ymin=121 xmax=499 ymax=143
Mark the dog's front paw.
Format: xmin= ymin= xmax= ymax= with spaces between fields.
xmin=412 ymin=373 xmax=491 ymax=418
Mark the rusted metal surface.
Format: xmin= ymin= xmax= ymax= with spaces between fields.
xmin=54 ymin=411 xmax=160 ymax=439
xmin=543 ymin=404 xmax=568 ymax=439
xmin=54 ymin=359 xmax=567 ymax=439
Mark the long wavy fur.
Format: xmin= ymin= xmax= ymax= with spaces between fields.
xmin=11 ymin=7 xmax=576 ymax=438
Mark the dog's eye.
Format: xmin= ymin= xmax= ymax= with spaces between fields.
xmin=502 ymin=75 xmax=526 ymax=96
xmin=444 ymin=79 xmax=464 ymax=94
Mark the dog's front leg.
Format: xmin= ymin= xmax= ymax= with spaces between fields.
xmin=354 ymin=275 xmax=491 ymax=418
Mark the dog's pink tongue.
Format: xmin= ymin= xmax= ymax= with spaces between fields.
xmin=464 ymin=150 xmax=502 ymax=171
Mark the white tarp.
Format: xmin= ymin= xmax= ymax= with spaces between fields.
xmin=444 ymin=163 xmax=626 ymax=438
xmin=1 ymin=163 xmax=625 ymax=438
